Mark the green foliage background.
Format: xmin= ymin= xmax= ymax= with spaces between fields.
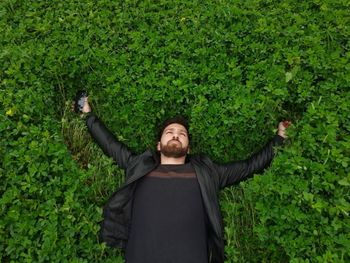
xmin=1 ymin=0 xmax=349 ymax=262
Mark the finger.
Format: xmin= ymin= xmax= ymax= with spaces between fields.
xmin=282 ymin=120 xmax=291 ymax=128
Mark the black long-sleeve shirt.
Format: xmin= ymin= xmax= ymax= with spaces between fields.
xmin=125 ymin=163 xmax=208 ymax=263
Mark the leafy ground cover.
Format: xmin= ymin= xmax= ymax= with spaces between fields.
xmin=1 ymin=0 xmax=349 ymax=262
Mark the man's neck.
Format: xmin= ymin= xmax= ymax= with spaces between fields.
xmin=160 ymin=154 xmax=186 ymax=165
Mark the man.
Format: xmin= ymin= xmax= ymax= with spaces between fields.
xmin=78 ymin=97 xmax=291 ymax=263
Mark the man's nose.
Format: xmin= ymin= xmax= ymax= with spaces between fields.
xmin=172 ymin=134 xmax=179 ymax=139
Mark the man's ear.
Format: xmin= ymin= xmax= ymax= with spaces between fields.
xmin=157 ymin=142 xmax=160 ymax=151
xmin=187 ymin=146 xmax=190 ymax=154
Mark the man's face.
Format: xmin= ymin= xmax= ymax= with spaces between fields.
xmin=157 ymin=123 xmax=189 ymax=158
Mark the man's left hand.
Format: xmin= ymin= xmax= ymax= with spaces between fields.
xmin=278 ymin=120 xmax=292 ymax=139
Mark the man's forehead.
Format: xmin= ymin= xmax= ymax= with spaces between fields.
xmin=164 ymin=123 xmax=188 ymax=132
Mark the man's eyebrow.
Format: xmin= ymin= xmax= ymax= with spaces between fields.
xmin=165 ymin=128 xmax=187 ymax=133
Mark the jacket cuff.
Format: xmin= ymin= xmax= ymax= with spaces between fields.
xmin=84 ymin=112 xmax=95 ymax=123
xmin=273 ymin=134 xmax=285 ymax=146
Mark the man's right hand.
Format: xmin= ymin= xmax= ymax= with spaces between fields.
xmin=81 ymin=97 xmax=91 ymax=113
xmin=71 ymin=96 xmax=91 ymax=115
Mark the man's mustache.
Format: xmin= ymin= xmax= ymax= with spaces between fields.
xmin=168 ymin=139 xmax=181 ymax=144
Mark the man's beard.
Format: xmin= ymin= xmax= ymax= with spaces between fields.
xmin=159 ymin=139 xmax=188 ymax=158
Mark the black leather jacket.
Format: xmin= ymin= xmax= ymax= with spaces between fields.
xmin=86 ymin=113 xmax=284 ymax=263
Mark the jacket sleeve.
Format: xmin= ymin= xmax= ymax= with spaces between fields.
xmin=215 ymin=135 xmax=285 ymax=188
xmin=85 ymin=112 xmax=135 ymax=170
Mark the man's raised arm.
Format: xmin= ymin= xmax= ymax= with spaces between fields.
xmin=216 ymin=121 xmax=291 ymax=188
xmin=79 ymin=96 xmax=134 ymax=170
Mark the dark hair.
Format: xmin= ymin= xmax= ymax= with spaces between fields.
xmin=157 ymin=115 xmax=190 ymax=141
